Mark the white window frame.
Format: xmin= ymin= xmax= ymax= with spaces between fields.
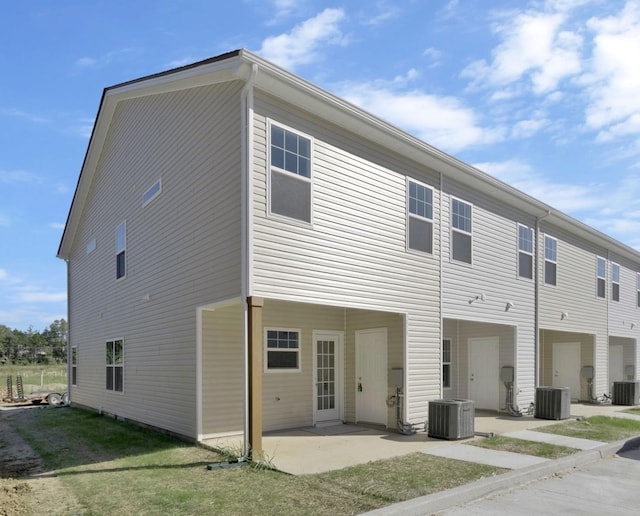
xmin=406 ymin=178 xmax=434 ymax=255
xmin=442 ymin=339 xmax=452 ymax=389
xmin=267 ymin=120 xmax=313 ymax=225
xmin=106 ymin=338 xmax=124 ymax=393
xmin=544 ymin=235 xmax=557 ymax=286
xmin=71 ymin=346 xmax=77 ymax=386
xmin=517 ymin=224 xmax=534 ymax=280
xmin=115 ymin=222 xmax=126 ymax=280
xmin=450 ymin=197 xmax=473 ymax=265
xmin=611 ymin=262 xmax=620 ymax=302
xmin=637 ymin=272 xmax=640 ymax=308
xmin=596 ymin=256 xmax=606 ymax=299
xmin=142 ymin=179 xmax=162 ymax=206
xmin=264 ymin=328 xmax=301 ymax=373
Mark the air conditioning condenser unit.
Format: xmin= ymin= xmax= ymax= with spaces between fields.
xmin=534 ymin=387 xmax=570 ymax=420
xmin=428 ymin=399 xmax=475 ymax=440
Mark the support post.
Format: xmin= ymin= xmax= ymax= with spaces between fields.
xmin=247 ymin=296 xmax=264 ymax=456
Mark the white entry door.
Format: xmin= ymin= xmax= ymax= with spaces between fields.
xmin=313 ymin=331 xmax=344 ymax=424
xmin=553 ymin=342 xmax=581 ymax=400
xmin=609 ymin=344 xmax=624 ymax=391
xmin=468 ymin=337 xmax=499 ymax=410
xmin=355 ymin=328 xmax=387 ymax=425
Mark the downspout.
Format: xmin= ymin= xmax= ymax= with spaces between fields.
xmin=65 ymin=258 xmax=71 ymax=403
xmin=240 ymin=63 xmax=258 ymax=458
xmin=534 ymin=210 xmax=551 ymax=390
xmin=439 ymin=171 xmax=444 ymax=399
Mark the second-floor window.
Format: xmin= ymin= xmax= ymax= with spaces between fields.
xmin=451 ymin=198 xmax=472 ymax=264
xmin=612 ymin=263 xmax=620 ymax=302
xmin=269 ymin=123 xmax=312 ymax=223
xmin=518 ymin=224 xmax=534 ymax=279
xmin=116 ymin=222 xmax=126 ymax=280
xmin=597 ymin=256 xmax=606 ymax=299
xmin=544 ymin=236 xmax=557 ymax=286
xmin=637 ymin=273 xmax=640 ymax=308
xmin=407 ymin=179 xmax=433 ymax=254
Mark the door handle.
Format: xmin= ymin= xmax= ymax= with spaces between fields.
xmin=358 ymin=382 xmax=363 ymax=392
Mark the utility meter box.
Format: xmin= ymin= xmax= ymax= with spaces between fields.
xmin=500 ymin=366 xmax=514 ymax=383
xmin=389 ymin=368 xmax=403 ymax=389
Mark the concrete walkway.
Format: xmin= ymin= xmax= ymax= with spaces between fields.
xmin=363 ymin=405 xmax=640 ymax=515
xmin=201 ymin=403 xmax=640 ymax=475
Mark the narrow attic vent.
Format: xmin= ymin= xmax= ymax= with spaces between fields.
xmin=142 ymin=179 xmax=162 ymax=206
xmin=86 ymin=238 xmax=96 ymax=254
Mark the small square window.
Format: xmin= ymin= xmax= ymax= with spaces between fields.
xmin=265 ymin=329 xmax=300 ymax=371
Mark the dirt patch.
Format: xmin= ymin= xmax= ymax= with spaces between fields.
xmin=0 ymin=405 xmax=83 ymax=515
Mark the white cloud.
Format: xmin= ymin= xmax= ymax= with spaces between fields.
xmin=475 ymin=159 xmax=604 ymax=213
xmin=257 ymin=8 xmax=347 ymax=70
xmin=338 ymin=79 xmax=505 ymax=152
xmin=581 ymin=1 xmax=640 ymax=140
xmin=13 ymin=288 xmax=67 ymax=303
xmin=75 ymin=48 xmax=138 ymax=69
xmin=0 ymin=170 xmax=42 ymax=184
xmin=510 ymin=116 xmax=550 ymax=139
xmin=477 ymin=159 xmax=640 ymax=249
xmin=0 ymin=108 xmax=49 ymax=124
xmin=462 ymin=10 xmax=583 ymax=95
xmin=363 ymin=2 xmax=400 ymax=26
xmin=49 ymin=222 xmax=65 ymax=231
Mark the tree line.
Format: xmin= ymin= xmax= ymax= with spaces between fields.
xmin=0 ymin=319 xmax=67 ymax=365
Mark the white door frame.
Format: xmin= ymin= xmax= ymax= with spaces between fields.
xmin=468 ymin=336 xmax=500 ymax=410
xmin=312 ymin=330 xmax=344 ymax=425
xmin=355 ymin=328 xmax=388 ymax=425
xmin=552 ymin=342 xmax=581 ymax=400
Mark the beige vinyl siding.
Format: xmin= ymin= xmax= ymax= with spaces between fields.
xmin=201 ymin=304 xmax=244 ymax=437
xmin=442 ymin=320 xmax=519 ymax=409
xmin=67 ymin=81 xmax=243 ymax=439
xmin=250 ymin=92 xmax=441 ymax=424
xmin=537 ymin=223 xmax=608 ymax=395
xmin=608 ymin=254 xmax=640 ymax=339
xmin=539 ymin=330 xmax=594 ymax=400
xmin=261 ymin=300 xmax=345 ymax=431
xmin=440 ymin=178 xmax=537 ymax=406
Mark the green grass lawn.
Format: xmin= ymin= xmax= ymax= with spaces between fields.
xmin=469 ymin=435 xmax=577 ymax=459
xmin=622 ymin=407 xmax=640 ymax=416
xmin=537 ymin=416 xmax=640 ymax=442
xmin=1 ymin=365 xmax=67 ymax=396
xmin=12 ymin=407 xmax=506 ymax=515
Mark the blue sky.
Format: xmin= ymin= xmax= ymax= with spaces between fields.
xmin=1 ymin=0 xmax=639 ymax=331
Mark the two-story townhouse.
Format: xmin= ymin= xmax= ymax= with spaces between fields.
xmin=58 ymin=49 xmax=640 ymax=453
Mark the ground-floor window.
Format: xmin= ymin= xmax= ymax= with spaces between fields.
xmin=106 ymin=339 xmax=123 ymax=392
xmin=265 ymin=329 xmax=300 ymax=371
xmin=442 ymin=339 xmax=452 ymax=389
xmin=71 ymin=346 xmax=77 ymax=386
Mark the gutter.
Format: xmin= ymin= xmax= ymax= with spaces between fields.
xmin=535 ymin=210 xmax=551 ymax=390
xmin=240 ymin=62 xmax=258 ymax=459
